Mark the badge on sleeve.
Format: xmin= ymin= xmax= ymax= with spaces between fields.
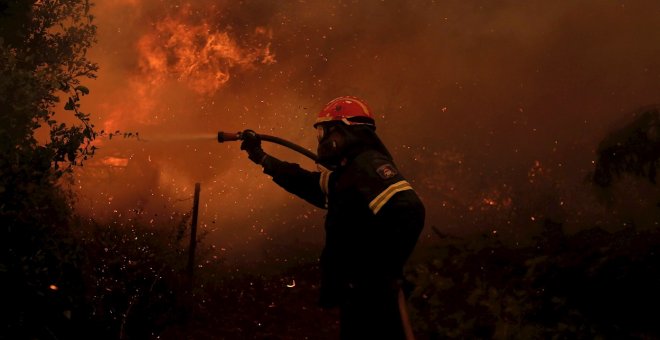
xmin=376 ymin=164 xmax=398 ymax=179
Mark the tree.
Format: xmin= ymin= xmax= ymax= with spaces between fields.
xmin=592 ymin=106 xmax=660 ymax=187
xmin=0 ymin=1 xmax=99 ymax=337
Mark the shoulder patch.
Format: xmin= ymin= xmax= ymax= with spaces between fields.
xmin=376 ymin=164 xmax=398 ymax=179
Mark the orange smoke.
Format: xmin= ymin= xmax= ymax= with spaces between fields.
xmin=77 ymin=2 xmax=283 ymax=231
xmin=76 ymin=0 xmax=660 ymax=256
xmin=100 ymin=8 xmax=276 ymax=133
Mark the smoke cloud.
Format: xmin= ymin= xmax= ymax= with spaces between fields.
xmin=75 ymin=0 xmax=660 ymax=264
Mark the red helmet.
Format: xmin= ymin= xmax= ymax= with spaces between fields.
xmin=314 ymin=96 xmax=375 ymax=128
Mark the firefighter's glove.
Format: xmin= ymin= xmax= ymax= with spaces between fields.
xmin=240 ymin=129 xmax=266 ymax=164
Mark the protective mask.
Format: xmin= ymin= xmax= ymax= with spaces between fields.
xmin=316 ymin=124 xmax=347 ymax=170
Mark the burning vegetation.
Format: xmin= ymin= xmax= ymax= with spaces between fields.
xmin=2 ymin=0 xmax=660 ymax=339
xmin=136 ymin=10 xmax=275 ymax=95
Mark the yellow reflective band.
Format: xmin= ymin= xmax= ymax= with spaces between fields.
xmin=369 ymin=180 xmax=414 ymax=215
xmin=319 ymin=170 xmax=332 ymax=195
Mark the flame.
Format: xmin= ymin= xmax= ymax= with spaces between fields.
xmin=97 ymin=7 xmax=276 ymax=136
xmin=136 ymin=15 xmax=276 ymax=95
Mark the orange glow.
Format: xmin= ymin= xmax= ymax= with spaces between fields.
xmin=528 ymin=160 xmax=544 ymax=183
xmin=479 ymin=186 xmax=513 ymax=211
xmin=71 ymin=0 xmax=660 ymax=253
xmin=101 ymin=157 xmax=129 ymax=167
xmin=49 ymin=284 xmax=59 ymax=291
xmin=482 ymin=198 xmax=497 ymax=206
xmin=96 ymin=9 xmax=277 ymax=135
xmin=136 ymin=16 xmax=276 ymax=95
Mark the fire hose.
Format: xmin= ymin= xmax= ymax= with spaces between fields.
xmin=218 ymin=131 xmax=318 ymax=162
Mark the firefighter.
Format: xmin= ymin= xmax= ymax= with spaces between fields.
xmin=240 ymin=96 xmax=425 ymax=339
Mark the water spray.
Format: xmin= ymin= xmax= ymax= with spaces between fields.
xmin=218 ymin=131 xmax=318 ymax=162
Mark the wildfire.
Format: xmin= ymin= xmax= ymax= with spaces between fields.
xmin=136 ymin=14 xmax=276 ymax=95
xmin=98 ymin=6 xmax=277 ymax=136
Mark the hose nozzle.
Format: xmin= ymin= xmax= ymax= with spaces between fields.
xmin=217 ymin=131 xmax=242 ymax=143
xmin=217 ymin=130 xmax=318 ymax=162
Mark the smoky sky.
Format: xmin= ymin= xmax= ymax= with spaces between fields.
xmin=74 ymin=0 xmax=660 ymax=263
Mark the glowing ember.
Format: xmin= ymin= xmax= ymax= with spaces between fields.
xmin=49 ymin=284 xmax=59 ymax=291
xmin=479 ymin=187 xmax=513 ymax=211
xmin=482 ymin=198 xmax=497 ymax=206
xmin=528 ymin=160 xmax=544 ymax=183
xmin=101 ymin=157 xmax=129 ymax=167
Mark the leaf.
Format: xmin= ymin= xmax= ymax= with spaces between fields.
xmin=83 ymin=127 xmax=93 ymax=139
xmin=75 ymin=85 xmax=90 ymax=95
xmin=64 ymin=98 xmax=75 ymax=111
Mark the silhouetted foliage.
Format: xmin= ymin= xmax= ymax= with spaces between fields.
xmin=593 ymin=106 xmax=660 ymax=187
xmin=74 ymin=216 xmax=193 ymax=339
xmin=0 ymin=1 xmax=99 ymax=338
xmin=407 ymin=224 xmax=660 ymax=339
xmin=0 ymin=0 xmax=99 ymax=174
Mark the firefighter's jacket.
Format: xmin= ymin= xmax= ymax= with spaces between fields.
xmin=261 ymin=149 xmax=425 ymax=308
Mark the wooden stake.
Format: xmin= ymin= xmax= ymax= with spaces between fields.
xmin=187 ymin=183 xmax=201 ymax=280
